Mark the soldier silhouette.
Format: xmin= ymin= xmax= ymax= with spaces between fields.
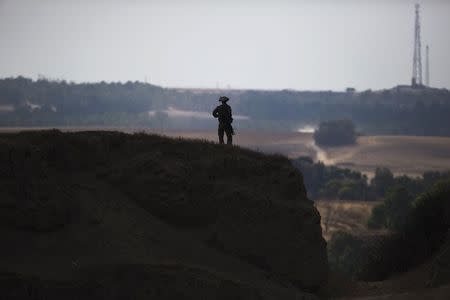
xmin=212 ymin=96 xmax=234 ymax=145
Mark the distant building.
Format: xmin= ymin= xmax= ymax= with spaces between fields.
xmin=394 ymin=85 xmax=423 ymax=94
xmin=346 ymin=87 xmax=356 ymax=93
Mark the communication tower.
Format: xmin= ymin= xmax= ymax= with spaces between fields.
xmin=412 ymin=4 xmax=423 ymax=87
xmin=425 ymin=45 xmax=430 ymax=86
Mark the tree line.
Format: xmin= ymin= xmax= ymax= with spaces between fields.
xmin=293 ymin=156 xmax=450 ymax=281
xmin=292 ymin=156 xmax=450 ymax=202
xmin=1 ymin=77 xmax=450 ymax=135
xmin=327 ymin=179 xmax=450 ymax=281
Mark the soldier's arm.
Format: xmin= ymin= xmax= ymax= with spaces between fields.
xmin=212 ymin=107 xmax=219 ymax=118
xmin=228 ymin=106 xmax=233 ymax=123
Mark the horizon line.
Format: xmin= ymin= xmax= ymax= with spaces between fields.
xmin=1 ymin=75 xmax=446 ymax=93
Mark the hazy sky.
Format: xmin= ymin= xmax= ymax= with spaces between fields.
xmin=1 ymin=0 xmax=449 ymax=91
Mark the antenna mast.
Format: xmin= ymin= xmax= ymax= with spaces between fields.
xmin=425 ymin=45 xmax=430 ymax=86
xmin=412 ymin=4 xmax=422 ymax=87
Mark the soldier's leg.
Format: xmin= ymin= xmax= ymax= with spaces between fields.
xmin=225 ymin=127 xmax=233 ymax=145
xmin=218 ymin=126 xmax=225 ymax=144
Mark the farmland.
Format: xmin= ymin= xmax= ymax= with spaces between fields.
xmin=2 ymin=127 xmax=450 ymax=178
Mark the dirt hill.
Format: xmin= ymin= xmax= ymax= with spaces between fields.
xmin=0 ymin=130 xmax=327 ymax=299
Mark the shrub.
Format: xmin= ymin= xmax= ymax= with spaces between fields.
xmin=367 ymin=186 xmax=413 ymax=231
xmin=367 ymin=204 xmax=386 ymax=229
xmin=320 ymin=179 xmax=342 ymax=198
xmin=361 ymin=180 xmax=450 ymax=281
xmin=370 ymin=167 xmax=395 ymax=198
xmin=338 ymin=186 xmax=354 ymax=200
xmin=383 ymin=187 xmax=413 ymax=230
xmin=406 ymin=180 xmax=450 ymax=255
xmin=328 ymin=231 xmax=364 ymax=278
xmin=328 ymin=231 xmax=414 ymax=281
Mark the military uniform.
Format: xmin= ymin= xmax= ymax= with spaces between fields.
xmin=212 ymin=96 xmax=234 ymax=145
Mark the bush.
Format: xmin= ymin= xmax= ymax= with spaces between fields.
xmin=328 ymin=231 xmax=414 ymax=281
xmin=355 ymin=180 xmax=450 ymax=281
xmin=313 ymin=120 xmax=356 ymax=146
xmin=320 ymin=179 xmax=342 ymax=198
xmin=383 ymin=187 xmax=413 ymax=230
xmin=328 ymin=231 xmax=364 ymax=278
xmin=370 ymin=167 xmax=395 ymax=198
xmin=337 ymin=186 xmax=354 ymax=200
xmin=367 ymin=204 xmax=386 ymax=229
xmin=367 ymin=186 xmax=413 ymax=231
xmin=389 ymin=180 xmax=450 ymax=270
xmin=406 ymin=180 xmax=450 ymax=254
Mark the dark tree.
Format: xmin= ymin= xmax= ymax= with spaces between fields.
xmin=313 ymin=119 xmax=357 ymax=146
xmin=370 ymin=167 xmax=395 ymax=197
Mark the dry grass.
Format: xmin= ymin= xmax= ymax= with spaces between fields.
xmin=0 ymin=127 xmax=316 ymax=159
xmin=148 ymin=132 xmax=450 ymax=178
xmin=324 ymin=135 xmax=450 ymax=178
xmin=2 ymin=127 xmax=450 ymax=178
xmin=315 ymin=200 xmax=385 ymax=241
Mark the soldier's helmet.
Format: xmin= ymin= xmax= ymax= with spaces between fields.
xmin=219 ymin=96 xmax=229 ymax=103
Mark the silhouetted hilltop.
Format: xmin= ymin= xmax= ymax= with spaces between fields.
xmin=0 ymin=130 xmax=327 ymax=299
